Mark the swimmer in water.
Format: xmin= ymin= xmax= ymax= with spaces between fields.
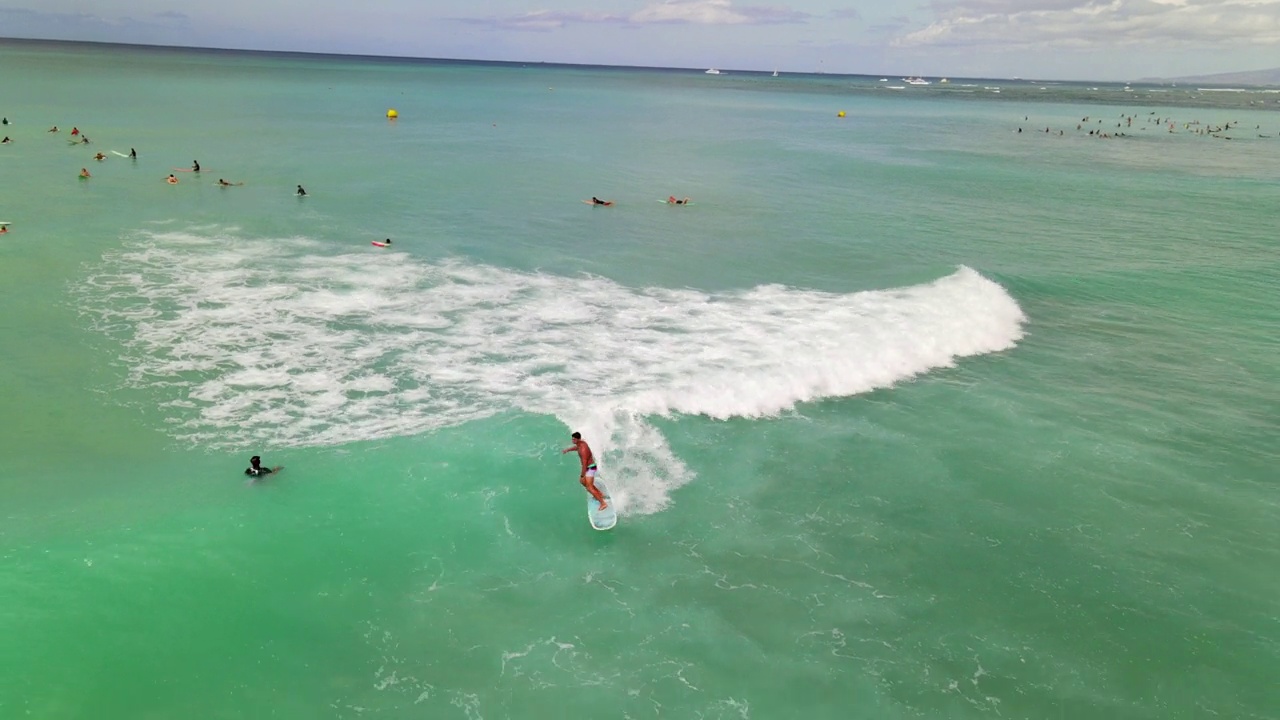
xmin=71 ymin=127 xmax=79 ymax=136
xmin=296 ymin=185 xmax=307 ymax=196
xmin=589 ymin=196 xmax=612 ymax=206
xmin=93 ymin=152 xmax=107 ymax=161
xmin=666 ymin=196 xmax=691 ymax=205
xmin=0 ymin=225 xmax=9 ymax=235
xmin=1 ymin=137 xmax=10 ymax=144
xmin=48 ymin=126 xmax=59 ymax=133
xmin=166 ymin=174 xmax=178 ymax=184
xmin=244 ymin=455 xmax=282 ymax=481
xmin=79 ymin=168 xmax=91 ymax=178
xmin=216 ymin=178 xmax=243 ymax=187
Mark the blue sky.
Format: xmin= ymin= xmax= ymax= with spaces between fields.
xmin=2 ymin=0 xmax=1278 ymax=80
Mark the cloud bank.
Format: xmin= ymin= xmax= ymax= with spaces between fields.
xmin=463 ymin=0 xmax=807 ymax=31
xmin=895 ymin=0 xmax=1280 ymax=48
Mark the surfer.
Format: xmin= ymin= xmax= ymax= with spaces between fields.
xmin=217 ymin=178 xmax=243 ymax=187
xmin=48 ymin=126 xmax=59 ymax=133
xmin=0 ymin=225 xmax=8 ymax=235
xmin=296 ymin=185 xmax=307 ymax=196
xmin=1 ymin=137 xmax=10 ymax=144
xmin=590 ymin=196 xmax=611 ymax=206
xmin=71 ymin=127 xmax=79 ymax=136
xmin=191 ymin=160 xmax=200 ymax=172
xmin=129 ymin=148 xmax=136 ymax=159
xmin=562 ymin=432 xmax=607 ymax=511
xmin=94 ymin=152 xmax=107 ymax=161
xmin=79 ymin=168 xmax=91 ymax=178
xmin=666 ymin=196 xmax=691 ymax=205
xmin=244 ymin=455 xmax=281 ymax=480
xmin=166 ymin=174 xmax=178 ymax=184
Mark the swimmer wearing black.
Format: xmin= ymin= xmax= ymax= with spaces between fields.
xmin=296 ymin=185 xmax=307 ymax=196
xmin=192 ymin=160 xmax=200 ymax=172
xmin=244 ymin=455 xmax=282 ymax=480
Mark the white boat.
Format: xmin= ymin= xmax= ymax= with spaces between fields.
xmin=903 ymin=77 xmax=931 ymax=85
xmin=705 ymin=68 xmax=721 ymax=75
xmin=772 ymin=69 xmax=779 ymax=77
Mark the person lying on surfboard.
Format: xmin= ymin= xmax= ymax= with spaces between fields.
xmin=217 ymin=178 xmax=243 ymax=187
xmin=589 ymin=197 xmax=613 ymax=206
xmin=562 ymin=432 xmax=607 ymax=511
xmin=244 ymin=455 xmax=282 ymax=479
xmin=666 ymin=196 xmax=691 ymax=205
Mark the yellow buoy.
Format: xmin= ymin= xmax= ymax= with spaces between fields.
xmin=837 ymin=111 xmax=846 ymax=118
xmin=386 ymin=109 xmax=398 ymax=119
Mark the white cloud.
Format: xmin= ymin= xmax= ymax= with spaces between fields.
xmin=630 ymin=0 xmax=803 ymax=24
xmin=895 ymin=0 xmax=1280 ymax=48
xmin=461 ymin=1 xmax=806 ymax=30
xmin=461 ymin=9 xmax=625 ymax=30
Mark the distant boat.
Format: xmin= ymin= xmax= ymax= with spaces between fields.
xmin=879 ymin=78 xmax=889 ymax=82
xmin=903 ymin=77 xmax=932 ymax=85
xmin=705 ymin=68 xmax=721 ymax=75
xmin=939 ymin=78 xmax=949 ymax=83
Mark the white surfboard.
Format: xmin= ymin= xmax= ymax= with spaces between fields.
xmin=111 ymin=151 xmax=130 ymax=158
xmin=587 ymin=480 xmax=617 ymax=531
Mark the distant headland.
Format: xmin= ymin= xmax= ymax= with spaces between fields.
xmin=1137 ymin=67 xmax=1280 ymax=86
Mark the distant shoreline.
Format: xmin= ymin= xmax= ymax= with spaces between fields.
xmin=1137 ymin=68 xmax=1280 ymax=87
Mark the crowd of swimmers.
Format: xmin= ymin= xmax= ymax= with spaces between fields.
xmin=0 ymin=120 xmax=312 ymax=234
xmin=1016 ymin=111 xmax=1273 ymax=140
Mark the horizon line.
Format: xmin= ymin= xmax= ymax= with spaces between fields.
xmin=0 ymin=35 xmax=1261 ymax=86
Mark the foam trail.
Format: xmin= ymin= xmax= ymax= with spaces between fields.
xmin=80 ymin=230 xmax=1026 ymax=513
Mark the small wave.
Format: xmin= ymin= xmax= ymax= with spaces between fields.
xmin=79 ymin=230 xmax=1026 ymax=513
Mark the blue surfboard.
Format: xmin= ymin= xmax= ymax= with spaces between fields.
xmin=587 ymin=480 xmax=617 ymax=531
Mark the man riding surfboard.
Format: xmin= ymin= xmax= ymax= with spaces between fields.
xmin=562 ymin=432 xmax=607 ymax=511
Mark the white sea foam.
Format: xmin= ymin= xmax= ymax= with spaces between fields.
xmin=80 ymin=230 xmax=1026 ymax=513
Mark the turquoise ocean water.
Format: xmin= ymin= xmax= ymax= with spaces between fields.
xmin=1 ymin=40 xmax=1277 ymax=719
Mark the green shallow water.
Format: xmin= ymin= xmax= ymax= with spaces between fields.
xmin=1 ymin=41 xmax=1278 ymax=719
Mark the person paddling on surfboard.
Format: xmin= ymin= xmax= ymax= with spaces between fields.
xmin=562 ymin=432 xmax=607 ymax=511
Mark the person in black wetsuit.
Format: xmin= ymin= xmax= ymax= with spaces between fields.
xmin=296 ymin=185 xmax=307 ymax=196
xmin=192 ymin=160 xmax=200 ymax=172
xmin=245 ymin=455 xmax=277 ymax=479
